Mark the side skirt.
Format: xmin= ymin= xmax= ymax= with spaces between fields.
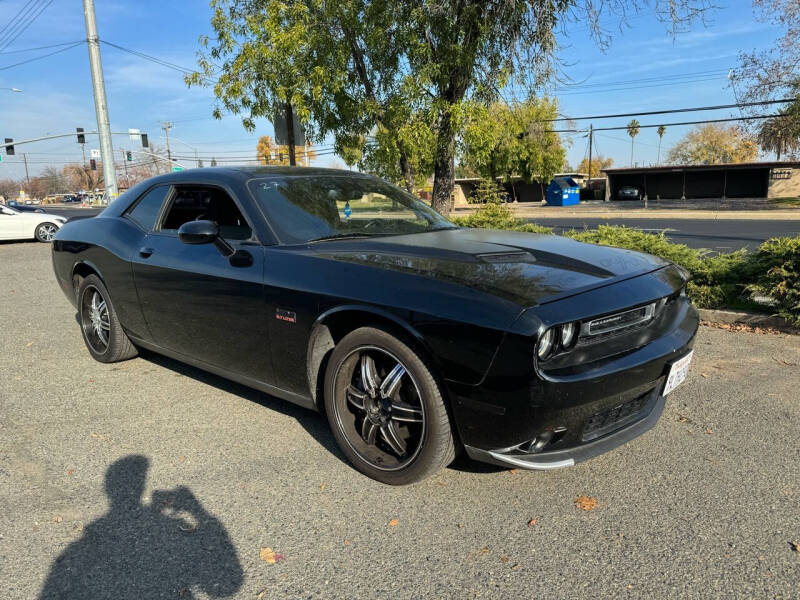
xmin=129 ymin=336 xmax=316 ymax=411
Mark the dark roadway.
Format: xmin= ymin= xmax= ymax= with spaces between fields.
xmin=525 ymin=217 xmax=800 ymax=252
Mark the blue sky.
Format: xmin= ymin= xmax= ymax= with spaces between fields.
xmin=0 ymin=0 xmax=783 ymax=181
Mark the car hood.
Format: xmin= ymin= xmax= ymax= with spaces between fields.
xmin=311 ymin=228 xmax=671 ymax=307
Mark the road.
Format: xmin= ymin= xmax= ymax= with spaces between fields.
xmin=524 ymin=217 xmax=800 ymax=252
xmin=1 ymin=243 xmax=799 ymax=599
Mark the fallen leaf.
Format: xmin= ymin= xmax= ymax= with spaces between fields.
xmin=457 ymin=523 xmax=463 ymax=529
xmin=320 ymin=483 xmax=326 ymax=491
xmin=179 ymin=456 xmax=186 ymax=463
xmin=705 ymin=427 xmax=713 ymax=435
xmin=527 ymin=518 xmax=536 ymax=527
xmin=257 ymin=589 xmax=268 ymax=600
xmin=791 ymin=541 xmax=800 ymax=553
xmin=344 ymin=539 xmax=350 ymax=545
xmin=90 ymin=432 xmax=110 ymax=442
xmin=677 ymin=414 xmax=692 ymax=424
xmin=259 ymin=547 xmax=285 ymax=565
xmin=574 ymin=495 xmax=597 ymax=511
xmin=509 ymin=469 xmax=518 ymax=475
xmin=701 ymin=373 xmax=708 ymax=378
xmin=53 ymin=515 xmax=62 ymax=523
xmin=25 ymin=342 xmax=33 ymax=348
xmin=66 ymin=469 xmax=74 ymax=476
xmin=500 ymin=555 xmax=509 ymax=563
xmin=388 ymin=519 xmax=399 ymax=527
xmin=511 ymin=563 xmax=521 ymax=570
xmin=481 ymin=547 xmax=489 ymax=554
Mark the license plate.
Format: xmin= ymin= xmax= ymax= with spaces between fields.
xmin=663 ymin=351 xmax=693 ymax=396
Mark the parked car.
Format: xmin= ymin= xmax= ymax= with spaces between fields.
xmin=52 ymin=167 xmax=698 ymax=484
xmin=617 ymin=186 xmax=642 ymax=200
xmin=7 ymin=200 xmax=45 ymax=213
xmin=0 ymin=205 xmax=66 ymax=241
xmin=62 ymin=195 xmax=80 ymax=203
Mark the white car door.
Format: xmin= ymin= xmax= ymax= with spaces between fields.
xmin=0 ymin=206 xmax=25 ymax=239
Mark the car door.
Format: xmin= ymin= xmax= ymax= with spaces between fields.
xmin=131 ymin=183 xmax=274 ymax=383
xmin=0 ymin=206 xmax=24 ymax=239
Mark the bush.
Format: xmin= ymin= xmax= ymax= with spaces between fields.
xmin=468 ymin=179 xmax=507 ymax=204
xmin=451 ymin=202 xmax=553 ymax=233
xmin=452 ymin=206 xmax=800 ymax=323
xmin=746 ymin=237 xmax=800 ymax=325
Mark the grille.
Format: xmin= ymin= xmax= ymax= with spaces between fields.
xmin=582 ymin=391 xmax=654 ymax=442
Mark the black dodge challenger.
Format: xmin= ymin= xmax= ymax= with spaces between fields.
xmin=52 ymin=167 xmax=698 ymax=484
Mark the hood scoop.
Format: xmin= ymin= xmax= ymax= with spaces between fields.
xmin=476 ymin=250 xmax=536 ymax=264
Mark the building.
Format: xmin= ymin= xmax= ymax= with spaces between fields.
xmin=602 ymin=162 xmax=800 ymax=201
xmin=453 ymin=173 xmax=589 ymax=207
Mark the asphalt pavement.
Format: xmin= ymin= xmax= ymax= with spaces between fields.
xmin=523 ymin=217 xmax=800 ymax=252
xmin=1 ymin=242 xmax=799 ymax=599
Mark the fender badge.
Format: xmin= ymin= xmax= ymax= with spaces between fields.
xmin=276 ymin=308 xmax=297 ymax=323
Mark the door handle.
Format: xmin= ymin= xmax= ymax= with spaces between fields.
xmin=139 ymin=247 xmax=154 ymax=258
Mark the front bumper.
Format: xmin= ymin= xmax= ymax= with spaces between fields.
xmin=464 ymin=388 xmax=666 ymax=470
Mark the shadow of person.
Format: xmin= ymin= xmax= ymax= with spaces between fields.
xmin=39 ymin=455 xmax=243 ymax=599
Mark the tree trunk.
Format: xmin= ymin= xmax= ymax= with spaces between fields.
xmin=398 ymin=149 xmax=415 ymax=194
xmin=285 ymin=103 xmax=297 ymax=166
xmin=431 ymin=109 xmax=456 ymax=216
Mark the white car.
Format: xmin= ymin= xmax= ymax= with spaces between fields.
xmin=0 ymin=205 xmax=67 ymax=242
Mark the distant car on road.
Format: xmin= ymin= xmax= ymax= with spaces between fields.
xmin=617 ymin=186 xmax=642 ymax=201
xmin=52 ymin=167 xmax=698 ymax=484
xmin=7 ymin=200 xmax=45 ymax=213
xmin=0 ymin=204 xmax=66 ymax=241
xmin=61 ymin=195 xmax=81 ymax=203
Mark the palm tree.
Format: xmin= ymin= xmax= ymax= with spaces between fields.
xmin=656 ymin=125 xmax=666 ymax=164
xmin=626 ymin=119 xmax=640 ymax=166
xmin=757 ymin=114 xmax=799 ymax=160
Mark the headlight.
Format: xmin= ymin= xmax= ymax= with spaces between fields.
xmin=536 ymin=328 xmax=556 ymax=360
xmin=560 ymin=322 xmax=578 ymax=348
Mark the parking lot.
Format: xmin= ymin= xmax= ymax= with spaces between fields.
xmin=1 ymin=241 xmax=799 ymax=599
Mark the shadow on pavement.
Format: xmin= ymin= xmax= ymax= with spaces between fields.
xmin=38 ymin=455 xmax=243 ymax=599
xmin=138 ymin=349 xmax=350 ymax=468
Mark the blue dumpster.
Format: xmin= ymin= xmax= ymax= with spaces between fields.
xmin=546 ymin=177 xmax=580 ymax=206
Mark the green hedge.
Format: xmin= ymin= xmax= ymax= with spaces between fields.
xmin=453 ymin=204 xmax=800 ymax=325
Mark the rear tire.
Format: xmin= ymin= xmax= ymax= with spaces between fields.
xmin=77 ymin=274 xmax=138 ymax=363
xmin=324 ymin=326 xmax=455 ymax=485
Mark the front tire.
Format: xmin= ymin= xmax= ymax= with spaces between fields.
xmin=35 ymin=222 xmax=58 ymax=242
xmin=78 ymin=274 xmax=138 ymax=363
xmin=324 ymin=326 xmax=455 ymax=485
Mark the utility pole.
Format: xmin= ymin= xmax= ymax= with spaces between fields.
xmin=83 ymin=0 xmax=117 ymax=201
xmin=587 ymin=124 xmax=593 ymax=181
xmin=162 ymin=122 xmax=173 ymax=164
xmin=22 ymin=153 xmax=30 ymax=183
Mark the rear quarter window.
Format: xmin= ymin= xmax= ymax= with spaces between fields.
xmin=125 ymin=186 xmax=171 ymax=231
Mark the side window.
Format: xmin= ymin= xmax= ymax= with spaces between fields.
xmin=125 ymin=185 xmax=171 ymax=231
xmin=159 ymin=186 xmax=252 ymax=241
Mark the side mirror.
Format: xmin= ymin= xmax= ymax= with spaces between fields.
xmin=177 ymin=219 xmax=235 ymax=257
xmin=178 ymin=220 xmax=219 ymax=245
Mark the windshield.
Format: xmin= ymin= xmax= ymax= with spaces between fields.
xmin=1 ymin=206 xmax=20 ymax=215
xmin=248 ymin=175 xmax=454 ymax=244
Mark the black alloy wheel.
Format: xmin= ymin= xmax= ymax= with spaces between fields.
xmin=325 ymin=327 xmax=456 ymax=485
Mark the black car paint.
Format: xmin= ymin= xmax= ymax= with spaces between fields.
xmin=52 ymin=167 xmax=698 ymax=461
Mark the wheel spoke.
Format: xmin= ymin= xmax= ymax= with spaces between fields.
xmin=97 ymin=327 xmax=108 ymax=346
xmin=390 ymin=401 xmax=423 ymax=423
xmin=361 ymin=418 xmax=378 ymax=444
xmin=380 ymin=422 xmax=407 ymax=456
xmin=379 ymin=363 xmax=405 ymax=398
xmin=346 ymin=385 xmax=367 ymax=410
xmin=360 ymin=354 xmax=379 ymax=396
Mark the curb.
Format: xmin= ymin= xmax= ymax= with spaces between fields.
xmin=698 ymin=308 xmax=798 ymax=333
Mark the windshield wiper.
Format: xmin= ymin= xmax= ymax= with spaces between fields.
xmin=307 ymin=232 xmax=377 ymax=243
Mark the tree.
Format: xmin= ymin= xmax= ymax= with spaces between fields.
xmin=626 ymin=119 xmax=640 ymax=166
xmin=0 ymin=178 xmax=18 ymax=200
xmin=461 ymin=98 xmax=565 ymax=191
xmin=757 ymin=113 xmax=800 ymax=160
xmin=38 ymin=166 xmax=70 ymax=196
xmin=577 ymin=155 xmax=613 ymax=178
xmin=656 ymin=125 xmax=667 ymax=164
xmin=666 ymin=124 xmax=758 ymax=165
xmin=192 ymin=0 xmax=711 ymax=215
xmin=63 ymin=163 xmax=104 ymax=193
xmin=257 ymin=135 xmax=317 ymax=166
xmin=210 ymin=157 xmax=218 ymax=167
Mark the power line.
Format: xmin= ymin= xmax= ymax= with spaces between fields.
xmin=0 ymin=0 xmax=55 ymax=53
xmin=99 ymin=40 xmax=199 ymax=75
xmin=590 ymin=113 xmax=781 ymax=132
xmin=0 ymin=41 xmax=82 ymax=71
xmin=549 ymin=99 xmax=792 ymax=123
xmin=0 ymin=40 xmax=83 ymax=54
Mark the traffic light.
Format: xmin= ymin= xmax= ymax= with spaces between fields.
xmin=126 ymin=151 xmax=132 ymax=161
xmin=140 ymin=133 xmax=149 ymax=148
xmin=90 ymin=159 xmax=97 ymax=171
xmin=76 ymin=128 xmax=85 ymax=144
xmin=4 ymin=138 xmax=14 ymax=156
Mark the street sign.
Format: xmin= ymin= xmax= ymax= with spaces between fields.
xmin=172 ymin=165 xmax=184 ymax=172
xmin=128 ymin=128 xmax=140 ymax=142
xmin=90 ymin=148 xmax=100 ymax=159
